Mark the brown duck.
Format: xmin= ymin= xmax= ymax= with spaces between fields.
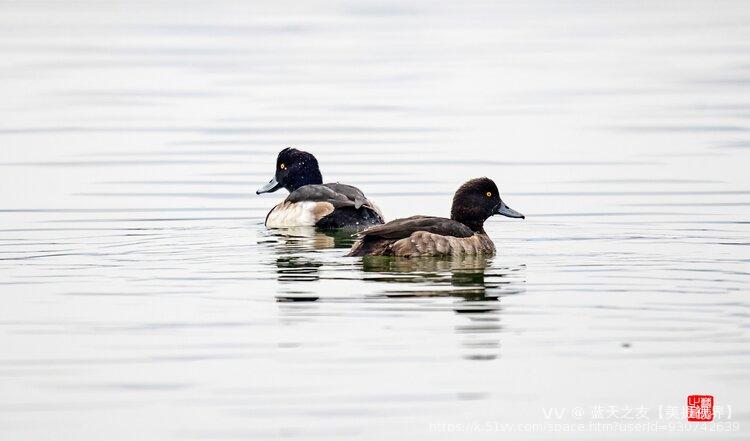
xmin=347 ymin=177 xmax=524 ymax=257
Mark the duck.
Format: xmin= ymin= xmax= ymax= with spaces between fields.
xmin=256 ymin=148 xmax=385 ymax=229
xmin=347 ymin=177 xmax=523 ymax=257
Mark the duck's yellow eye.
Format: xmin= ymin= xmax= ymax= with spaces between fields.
xmin=486 ymin=191 xmax=492 ymax=197
xmin=280 ymin=163 xmax=286 ymax=170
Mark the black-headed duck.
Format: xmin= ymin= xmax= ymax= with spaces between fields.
xmin=347 ymin=177 xmax=523 ymax=257
xmin=257 ymin=148 xmax=384 ymax=229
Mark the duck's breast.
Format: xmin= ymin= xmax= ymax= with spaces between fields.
xmin=265 ymin=201 xmax=335 ymax=227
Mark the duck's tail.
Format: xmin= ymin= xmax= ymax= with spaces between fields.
xmin=346 ymin=236 xmax=392 ymax=257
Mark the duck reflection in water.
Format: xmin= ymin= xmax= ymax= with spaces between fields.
xmin=361 ymin=255 xmax=496 ymax=301
xmin=268 ymin=231 xmax=525 ymax=360
xmin=266 ymin=227 xmax=355 ymax=301
xmin=265 ymin=226 xmax=357 ymax=252
xmin=360 ymin=255 xmax=527 ymax=361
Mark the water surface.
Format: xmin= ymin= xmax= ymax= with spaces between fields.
xmin=1 ymin=1 xmax=749 ymax=439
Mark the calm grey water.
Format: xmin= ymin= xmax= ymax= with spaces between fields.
xmin=1 ymin=1 xmax=749 ymax=439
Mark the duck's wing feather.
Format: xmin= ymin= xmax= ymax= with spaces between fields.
xmin=286 ymin=183 xmax=382 ymax=216
xmin=286 ymin=185 xmax=348 ymax=205
xmin=357 ymin=215 xmax=473 ymax=240
xmin=320 ymin=183 xmax=368 ymax=209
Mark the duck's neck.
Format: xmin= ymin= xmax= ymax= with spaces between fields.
xmin=460 ymin=221 xmax=486 ymax=234
xmin=450 ymin=208 xmax=487 ymax=234
xmin=285 ymin=167 xmax=323 ymax=192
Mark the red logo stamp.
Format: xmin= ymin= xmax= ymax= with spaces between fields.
xmin=687 ymin=395 xmax=714 ymax=422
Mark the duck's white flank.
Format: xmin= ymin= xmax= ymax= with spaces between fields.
xmin=265 ymin=201 xmax=335 ymax=227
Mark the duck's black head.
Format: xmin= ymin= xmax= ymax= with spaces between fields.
xmin=450 ymin=177 xmax=524 ymax=232
xmin=256 ymin=147 xmax=324 ymax=194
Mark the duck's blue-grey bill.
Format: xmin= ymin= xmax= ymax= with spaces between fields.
xmin=495 ymin=202 xmax=525 ymax=219
xmin=256 ymin=177 xmax=281 ymax=194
